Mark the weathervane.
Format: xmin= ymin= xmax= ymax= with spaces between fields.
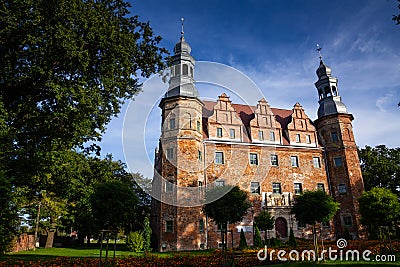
xmin=316 ymin=43 xmax=323 ymax=60
xmin=181 ymin=17 xmax=184 ymax=38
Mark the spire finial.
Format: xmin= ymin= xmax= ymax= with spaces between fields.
xmin=316 ymin=43 xmax=323 ymax=60
xmin=181 ymin=17 xmax=184 ymax=38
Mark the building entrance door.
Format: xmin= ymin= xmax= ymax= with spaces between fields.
xmin=275 ymin=217 xmax=288 ymax=238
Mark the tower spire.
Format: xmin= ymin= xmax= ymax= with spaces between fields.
xmin=316 ymin=44 xmax=322 ymax=60
xmin=181 ymin=17 xmax=184 ymax=39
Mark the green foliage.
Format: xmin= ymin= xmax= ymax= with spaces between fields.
xmin=253 ymin=226 xmax=262 ymax=248
xmin=126 ymin=231 xmax=144 ymax=252
xmin=0 ymin=171 xmax=18 ymax=254
xmin=358 ymin=187 xmax=400 ymax=229
xmin=291 ymin=190 xmax=339 ymax=226
xmin=254 ymin=210 xmax=274 ymax=242
xmin=203 ymin=185 xmax=251 ymax=226
xmin=239 ymin=229 xmax=247 ymax=250
xmin=393 ymin=0 xmax=400 ymax=25
xmin=90 ymin=180 xmax=139 ymax=231
xmin=358 ymin=145 xmax=400 ymax=196
xmin=288 ymin=228 xmax=297 ymax=247
xmin=142 ymin=217 xmax=152 ymax=252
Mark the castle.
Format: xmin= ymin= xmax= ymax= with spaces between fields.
xmin=150 ymin=31 xmax=365 ymax=251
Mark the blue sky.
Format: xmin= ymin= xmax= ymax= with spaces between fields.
xmin=100 ymin=0 xmax=400 ymax=178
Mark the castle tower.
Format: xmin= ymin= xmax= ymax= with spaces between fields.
xmin=151 ymin=22 xmax=206 ymax=251
xmin=314 ymin=58 xmax=365 ymax=239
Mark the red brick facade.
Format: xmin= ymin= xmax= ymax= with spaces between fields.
xmin=150 ymin=36 xmax=364 ymax=251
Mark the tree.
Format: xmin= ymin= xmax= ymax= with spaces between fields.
xmin=393 ymin=0 xmax=400 ymax=25
xmin=358 ymin=145 xmax=400 ymax=196
xmin=142 ymin=217 xmax=152 ymax=252
xmin=254 ymin=210 xmax=274 ymax=244
xmin=358 ymin=187 xmax=400 ymax=240
xmin=203 ymin=185 xmax=251 ymax=250
xmin=239 ymin=229 xmax=247 ymax=250
xmin=253 ymin=226 xmax=263 ymax=248
xmin=1 ymin=0 xmax=167 ymax=247
xmin=291 ymin=190 xmax=339 ymax=258
xmin=90 ymin=180 xmax=139 ymax=231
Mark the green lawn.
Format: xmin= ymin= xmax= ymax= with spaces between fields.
xmin=1 ymin=245 xmax=214 ymax=262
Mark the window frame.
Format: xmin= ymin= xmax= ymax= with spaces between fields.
xmin=306 ymin=134 xmax=311 ymax=144
xmin=215 ymin=152 xmax=224 ymax=164
xmin=295 ymin=134 xmax=301 ymax=143
xmin=317 ymin=183 xmax=325 ymax=192
xmin=291 ymin=156 xmax=299 ymax=167
xmin=249 ymin=153 xmax=258 ymax=165
xmin=250 ymin=182 xmax=260 ymax=195
xmin=338 ymin=183 xmax=347 ymax=194
xmin=229 ymin=128 xmax=235 ymax=139
xmin=269 ymin=131 xmax=275 ymax=141
xmin=258 ymin=130 xmax=264 ymax=141
xmin=169 ymin=117 xmax=176 ymax=130
xmin=270 ymin=154 xmax=279 ymax=166
xmin=333 ymin=157 xmax=343 ymax=167
xmin=272 ymin=182 xmax=282 ymax=194
xmin=165 ymin=220 xmax=173 ymax=233
xmin=216 ymin=127 xmax=223 ymax=138
xmin=294 ymin=182 xmax=303 ymax=195
xmin=313 ymin=157 xmax=321 ymax=168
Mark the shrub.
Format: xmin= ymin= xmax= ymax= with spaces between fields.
xmin=142 ymin=217 xmax=152 ymax=252
xmin=288 ymin=228 xmax=297 ymax=247
xmin=239 ymin=229 xmax=247 ymax=250
xmin=253 ymin=226 xmax=262 ymax=248
xmin=126 ymin=231 xmax=144 ymax=252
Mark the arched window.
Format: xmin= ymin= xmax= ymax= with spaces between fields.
xmin=183 ymin=64 xmax=189 ymax=75
xmin=190 ymin=66 xmax=194 ymax=77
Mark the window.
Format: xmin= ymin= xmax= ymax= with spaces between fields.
xmin=295 ymin=134 xmax=301 ymax=143
xmin=272 ymin=182 xmax=281 ymax=194
xmin=183 ymin=64 xmax=188 ymax=75
xmin=166 ymin=147 xmax=174 ymax=160
xmin=317 ymin=183 xmax=325 ymax=192
xmin=199 ymin=218 xmax=204 ymax=232
xmin=343 ymin=216 xmax=352 ymax=227
xmin=215 ymin=180 xmax=225 ymax=187
xmin=313 ymin=157 xmax=321 ymax=168
xmin=166 ymin=220 xmax=173 ymax=233
xmin=198 ymin=181 xmax=203 ymax=187
xmin=270 ymin=154 xmax=278 ymax=166
xmin=294 ymin=183 xmax=303 ymax=195
xmin=258 ymin=130 xmax=264 ymax=141
xmin=197 ymin=121 xmax=201 ymax=132
xmin=338 ymin=183 xmax=347 ymax=194
xmin=333 ymin=157 xmax=343 ymax=167
xmin=306 ymin=134 xmax=311 ymax=144
xmin=270 ymin=131 xmax=275 ymax=141
xmin=169 ymin=117 xmax=176 ymax=129
xmin=198 ymin=150 xmax=202 ymax=161
xmin=215 ymin=152 xmax=224 ymax=164
xmin=331 ymin=132 xmax=339 ymax=142
xmin=165 ymin=181 xmax=174 ymax=192
xmin=229 ymin=129 xmax=235 ymax=139
xmin=250 ymin=182 xmax=260 ymax=194
xmin=291 ymin=156 xmax=299 ymax=167
xmin=217 ymin=127 xmax=222 ymax=138
xmin=249 ymin=153 xmax=258 ymax=165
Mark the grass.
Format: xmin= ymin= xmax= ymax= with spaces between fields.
xmin=1 ymin=244 xmax=214 ymax=262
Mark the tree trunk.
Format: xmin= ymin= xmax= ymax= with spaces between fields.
xmin=45 ymin=228 xmax=55 ymax=248
xmin=45 ymin=218 xmax=56 ymax=248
